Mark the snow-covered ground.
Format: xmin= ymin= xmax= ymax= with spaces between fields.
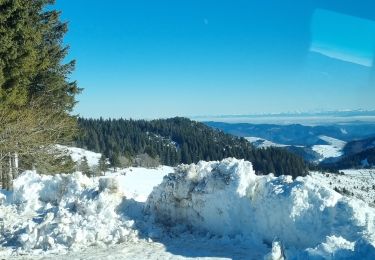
xmin=55 ymin=145 xmax=102 ymax=167
xmin=1 ymin=158 xmax=375 ymax=259
xmin=147 ymin=159 xmax=375 ymax=259
xmin=0 ymin=166 xmax=174 ymax=259
xmin=106 ymin=166 xmax=174 ymax=202
xmin=245 ymin=137 xmax=289 ymax=148
xmin=310 ymin=169 xmax=375 ymax=206
xmin=312 ymin=135 xmax=346 ymax=161
xmin=246 ymin=135 xmax=347 ymax=163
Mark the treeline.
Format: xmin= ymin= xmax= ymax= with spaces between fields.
xmin=76 ymin=117 xmax=308 ymax=178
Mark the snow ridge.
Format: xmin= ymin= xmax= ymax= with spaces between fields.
xmin=1 ymin=159 xmax=375 ymax=259
xmin=0 ymin=172 xmax=140 ymax=256
xmin=146 ymin=158 xmax=375 ymax=258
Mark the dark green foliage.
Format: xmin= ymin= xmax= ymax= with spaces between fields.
xmin=109 ymin=151 xmax=121 ymax=171
xmin=321 ymin=135 xmax=375 ymax=170
xmin=321 ymin=147 xmax=375 ymax=170
xmin=76 ymin=117 xmax=308 ymax=178
xmin=334 ymin=186 xmax=352 ymax=196
xmin=98 ymin=154 xmax=108 ymax=174
xmin=0 ymin=0 xmax=81 ymax=109
xmin=79 ymin=156 xmax=91 ymax=176
xmin=0 ymin=0 xmax=80 ymax=185
xmin=343 ymin=136 xmax=375 ymax=156
xmin=20 ymin=151 xmax=76 ymax=175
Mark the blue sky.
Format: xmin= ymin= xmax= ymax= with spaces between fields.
xmin=55 ymin=0 xmax=375 ymax=119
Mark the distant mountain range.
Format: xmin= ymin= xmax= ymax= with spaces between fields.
xmin=205 ymin=122 xmax=375 ymax=145
xmin=205 ymin=121 xmax=375 ymax=169
xmin=194 ymin=110 xmax=375 ymax=125
xmin=196 ymin=109 xmax=375 ymax=118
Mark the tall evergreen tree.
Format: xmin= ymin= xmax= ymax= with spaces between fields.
xmin=109 ymin=151 xmax=121 ymax=172
xmin=0 ymin=0 xmax=80 ymax=189
xmin=79 ymin=156 xmax=91 ymax=177
xmin=98 ymin=154 xmax=108 ymax=175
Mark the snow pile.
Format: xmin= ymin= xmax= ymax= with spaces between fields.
xmin=1 ymin=158 xmax=375 ymax=259
xmin=0 ymin=171 xmax=143 ymax=256
xmin=146 ymin=158 xmax=375 ymax=258
xmin=264 ymin=240 xmax=285 ymax=260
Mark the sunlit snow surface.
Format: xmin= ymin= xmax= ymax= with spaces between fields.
xmin=311 ymin=169 xmax=375 ymax=205
xmin=55 ymin=145 xmax=102 ymax=167
xmin=1 ymin=158 xmax=375 ymax=259
xmin=312 ymin=135 xmax=346 ymax=161
xmin=245 ymin=137 xmax=289 ymax=148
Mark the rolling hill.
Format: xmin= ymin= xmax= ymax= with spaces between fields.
xmin=75 ymin=117 xmax=308 ymax=178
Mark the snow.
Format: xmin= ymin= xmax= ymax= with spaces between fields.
xmin=246 ymin=135 xmax=347 ymax=162
xmin=147 ymin=158 xmax=375 ymax=258
xmin=340 ymin=128 xmax=348 ymax=135
xmin=311 ymin=169 xmax=375 ymax=205
xmin=106 ymin=166 xmax=174 ymax=202
xmin=245 ymin=137 xmax=288 ymax=148
xmin=312 ymin=135 xmax=346 ymax=161
xmin=15 ymin=235 xmax=268 ymax=260
xmin=0 ymin=171 xmax=140 ymax=256
xmin=1 ymin=158 xmax=375 ymax=259
xmin=55 ymin=145 xmax=102 ymax=167
xmin=0 ymin=166 xmax=172 ymax=258
xmin=264 ymin=240 xmax=285 ymax=260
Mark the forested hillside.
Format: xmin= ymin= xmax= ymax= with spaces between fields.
xmin=343 ymin=136 xmax=375 ymax=156
xmin=76 ymin=117 xmax=308 ymax=178
xmin=321 ymin=136 xmax=375 ymax=170
xmin=322 ymin=148 xmax=375 ymax=170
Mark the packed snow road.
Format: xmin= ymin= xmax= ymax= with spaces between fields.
xmin=11 ymin=237 xmax=266 ymax=260
xmin=1 ymin=159 xmax=375 ymax=259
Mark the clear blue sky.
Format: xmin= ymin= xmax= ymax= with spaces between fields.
xmin=54 ymin=0 xmax=375 ymax=119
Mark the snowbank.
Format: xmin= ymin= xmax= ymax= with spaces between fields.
xmin=1 ymin=159 xmax=375 ymax=259
xmin=0 ymin=167 xmax=171 ymax=256
xmin=146 ymin=158 xmax=375 ymax=258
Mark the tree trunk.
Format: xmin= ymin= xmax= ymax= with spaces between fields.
xmin=12 ymin=152 xmax=18 ymax=180
xmin=1 ymin=153 xmax=8 ymax=190
xmin=0 ymin=153 xmax=3 ymax=189
xmin=7 ymin=153 xmax=13 ymax=190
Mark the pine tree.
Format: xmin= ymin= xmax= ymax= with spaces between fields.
xmin=0 ymin=0 xmax=81 ymax=188
xmin=79 ymin=156 xmax=91 ymax=177
xmin=109 ymin=152 xmax=121 ymax=172
xmin=98 ymin=154 xmax=108 ymax=175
